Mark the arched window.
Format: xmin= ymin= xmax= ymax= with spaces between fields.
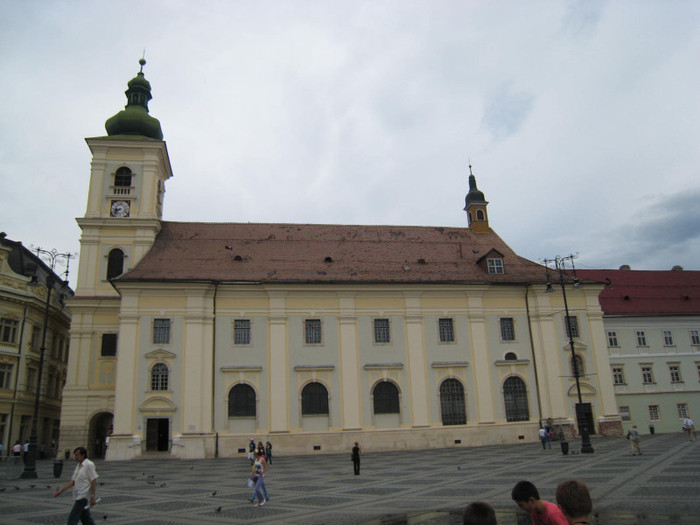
xmin=114 ymin=167 xmax=132 ymax=187
xmin=504 ymin=352 xmax=518 ymax=361
xmin=571 ymin=355 xmax=585 ymax=377
xmin=107 ymin=249 xmax=124 ymax=280
xmin=503 ymin=376 xmax=529 ymax=422
xmin=373 ymin=381 xmax=400 ymax=414
xmin=150 ymin=363 xmax=169 ymax=391
xmin=228 ymin=383 xmax=256 ymax=417
xmin=476 ymin=209 xmax=485 ymax=221
xmin=301 ymin=382 xmax=329 ymax=415
xmin=440 ymin=378 xmax=466 ymax=425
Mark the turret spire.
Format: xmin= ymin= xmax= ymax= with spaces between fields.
xmin=104 ymin=58 xmax=164 ymax=140
xmin=463 ymin=164 xmax=490 ymax=233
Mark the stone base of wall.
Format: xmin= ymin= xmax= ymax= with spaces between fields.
xmin=598 ymin=419 xmax=624 ymax=437
xmin=105 ymin=434 xmax=142 ymax=461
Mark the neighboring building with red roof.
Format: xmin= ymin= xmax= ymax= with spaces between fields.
xmin=59 ymin=62 xmax=622 ymax=459
xmin=577 ymin=269 xmax=700 ymax=435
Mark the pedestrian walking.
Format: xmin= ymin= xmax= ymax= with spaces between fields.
xmin=626 ymin=425 xmax=641 ymax=455
xmin=12 ymin=440 xmax=21 ymax=456
xmin=265 ymin=441 xmax=272 ymax=465
xmin=351 ymin=442 xmax=361 ymax=475
xmin=682 ymin=417 xmax=696 ymax=441
xmin=250 ymin=450 xmax=268 ymax=506
xmin=539 ymin=427 xmax=551 ymax=449
xmin=247 ymin=438 xmax=255 ymax=463
xmin=53 ymin=447 xmax=99 ymax=525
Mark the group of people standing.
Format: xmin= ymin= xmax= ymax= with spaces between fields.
xmin=247 ymin=439 xmax=272 ymax=506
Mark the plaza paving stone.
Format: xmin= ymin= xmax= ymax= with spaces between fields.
xmin=0 ymin=432 xmax=698 ymax=524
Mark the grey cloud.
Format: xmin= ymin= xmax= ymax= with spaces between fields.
xmin=480 ymin=84 xmax=535 ymax=140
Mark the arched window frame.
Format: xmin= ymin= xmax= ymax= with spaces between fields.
xmin=503 ymin=375 xmax=529 ymax=422
xmin=106 ymin=248 xmax=125 ymax=280
xmin=150 ymin=363 xmax=169 ymax=391
xmin=228 ymin=383 xmax=256 ymax=418
xmin=372 ymin=380 xmax=400 ymax=414
xmin=439 ymin=378 xmax=466 ymax=425
xmin=301 ymin=382 xmax=329 ymax=415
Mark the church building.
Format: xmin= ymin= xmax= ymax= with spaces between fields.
xmin=60 ymin=61 xmax=622 ymax=459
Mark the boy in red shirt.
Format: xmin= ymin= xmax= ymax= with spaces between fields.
xmin=511 ymin=480 xmax=569 ymax=525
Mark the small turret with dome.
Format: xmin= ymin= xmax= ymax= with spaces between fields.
xmin=463 ymin=164 xmax=490 ymax=233
xmin=105 ymin=58 xmax=163 ymax=140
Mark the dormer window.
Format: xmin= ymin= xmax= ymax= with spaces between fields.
xmin=487 ymin=258 xmax=504 ymax=274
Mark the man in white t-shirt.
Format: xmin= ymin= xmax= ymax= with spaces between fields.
xmin=53 ymin=447 xmax=99 ymax=525
xmin=683 ymin=417 xmax=696 ymax=441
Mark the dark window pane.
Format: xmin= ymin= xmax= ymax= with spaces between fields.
xmin=302 ymin=382 xmax=329 ymax=415
xmin=440 ymin=378 xmax=466 ymax=425
xmin=101 ymin=333 xmax=117 ymax=357
xmin=373 ymin=381 xmax=399 ymax=414
xmin=503 ymin=376 xmax=529 ymax=422
xmin=228 ymin=383 xmax=256 ymax=417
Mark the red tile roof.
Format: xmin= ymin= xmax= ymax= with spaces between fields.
xmin=118 ymin=221 xmax=547 ymax=285
xmin=576 ymin=269 xmax=700 ymax=316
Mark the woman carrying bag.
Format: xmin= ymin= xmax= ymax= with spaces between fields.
xmin=250 ymin=451 xmax=268 ymax=506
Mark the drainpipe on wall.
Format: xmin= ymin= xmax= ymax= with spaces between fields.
xmin=525 ymin=284 xmax=544 ymax=425
xmin=212 ymin=281 xmax=219 ymax=458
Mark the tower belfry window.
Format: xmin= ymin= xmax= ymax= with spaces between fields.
xmin=106 ymin=249 xmax=125 ymax=280
xmin=114 ymin=167 xmax=132 ymax=187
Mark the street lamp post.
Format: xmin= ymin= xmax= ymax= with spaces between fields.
xmin=544 ymin=255 xmax=594 ymax=454
xmin=20 ymin=248 xmax=73 ymax=479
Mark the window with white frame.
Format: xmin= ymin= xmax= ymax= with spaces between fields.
xmin=500 ymin=318 xmax=515 ymax=341
xmin=438 ymin=318 xmax=455 ymax=343
xmin=487 ymin=258 xmax=504 ymax=274
xmin=669 ymin=365 xmax=682 ymax=383
xmin=677 ymin=403 xmax=689 ymax=419
xmin=150 ymin=363 xmax=169 ymax=391
xmin=690 ymin=330 xmax=700 ymax=345
xmin=233 ymin=319 xmax=251 ymax=345
xmin=0 ymin=318 xmax=19 ymax=344
xmin=619 ymin=406 xmax=631 ymax=421
xmin=648 ymin=405 xmax=660 ymax=421
xmin=0 ymin=363 xmax=13 ymax=389
xmin=663 ymin=330 xmax=674 ymax=346
xmin=565 ymin=315 xmax=579 ymax=338
xmin=305 ymin=319 xmax=322 ymax=345
xmin=642 ymin=366 xmax=654 ymax=384
xmin=373 ymin=319 xmax=390 ymax=343
xmin=152 ymin=319 xmax=171 ymax=345
xmin=612 ymin=367 xmax=625 ymax=385
xmin=636 ymin=331 xmax=647 ymax=346
xmin=607 ymin=331 xmax=618 ymax=347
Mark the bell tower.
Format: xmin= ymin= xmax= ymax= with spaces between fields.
xmin=76 ymin=58 xmax=173 ymax=296
xmin=463 ymin=164 xmax=490 ymax=234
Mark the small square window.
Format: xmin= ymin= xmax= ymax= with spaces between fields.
xmin=234 ymin=319 xmax=251 ymax=345
xmin=500 ymin=318 xmax=515 ymax=341
xmin=607 ymin=331 xmax=618 ymax=347
xmin=636 ymin=331 xmax=647 ymax=347
xmin=663 ymin=330 xmax=674 ymax=346
xmin=374 ymin=319 xmax=390 ymax=343
xmin=612 ymin=367 xmax=625 ymax=385
xmin=565 ymin=316 xmax=579 ymax=338
xmin=305 ymin=319 xmax=322 ymax=345
xmin=690 ymin=330 xmax=700 ymax=345
xmin=100 ymin=334 xmax=117 ymax=357
xmin=438 ymin=318 xmax=454 ymax=343
xmin=153 ymin=319 xmax=171 ymax=345
xmin=619 ymin=406 xmax=631 ymax=421
xmin=648 ymin=405 xmax=660 ymax=421
xmin=669 ymin=365 xmax=681 ymax=383
xmin=487 ymin=258 xmax=504 ymax=274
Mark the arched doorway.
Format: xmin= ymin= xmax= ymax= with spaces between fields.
xmin=88 ymin=412 xmax=113 ymax=459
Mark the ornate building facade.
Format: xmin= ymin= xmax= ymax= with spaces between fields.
xmin=60 ymin=61 xmax=622 ymax=459
xmin=0 ymin=234 xmax=72 ymax=456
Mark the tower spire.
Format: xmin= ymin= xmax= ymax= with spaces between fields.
xmin=104 ymin=58 xmax=163 ymax=140
xmin=463 ymin=164 xmax=490 ymax=233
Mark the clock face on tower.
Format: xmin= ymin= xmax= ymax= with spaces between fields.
xmin=110 ymin=200 xmax=131 ymax=218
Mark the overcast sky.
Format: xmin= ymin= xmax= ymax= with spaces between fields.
xmin=2 ymin=1 xmax=699 ymax=288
